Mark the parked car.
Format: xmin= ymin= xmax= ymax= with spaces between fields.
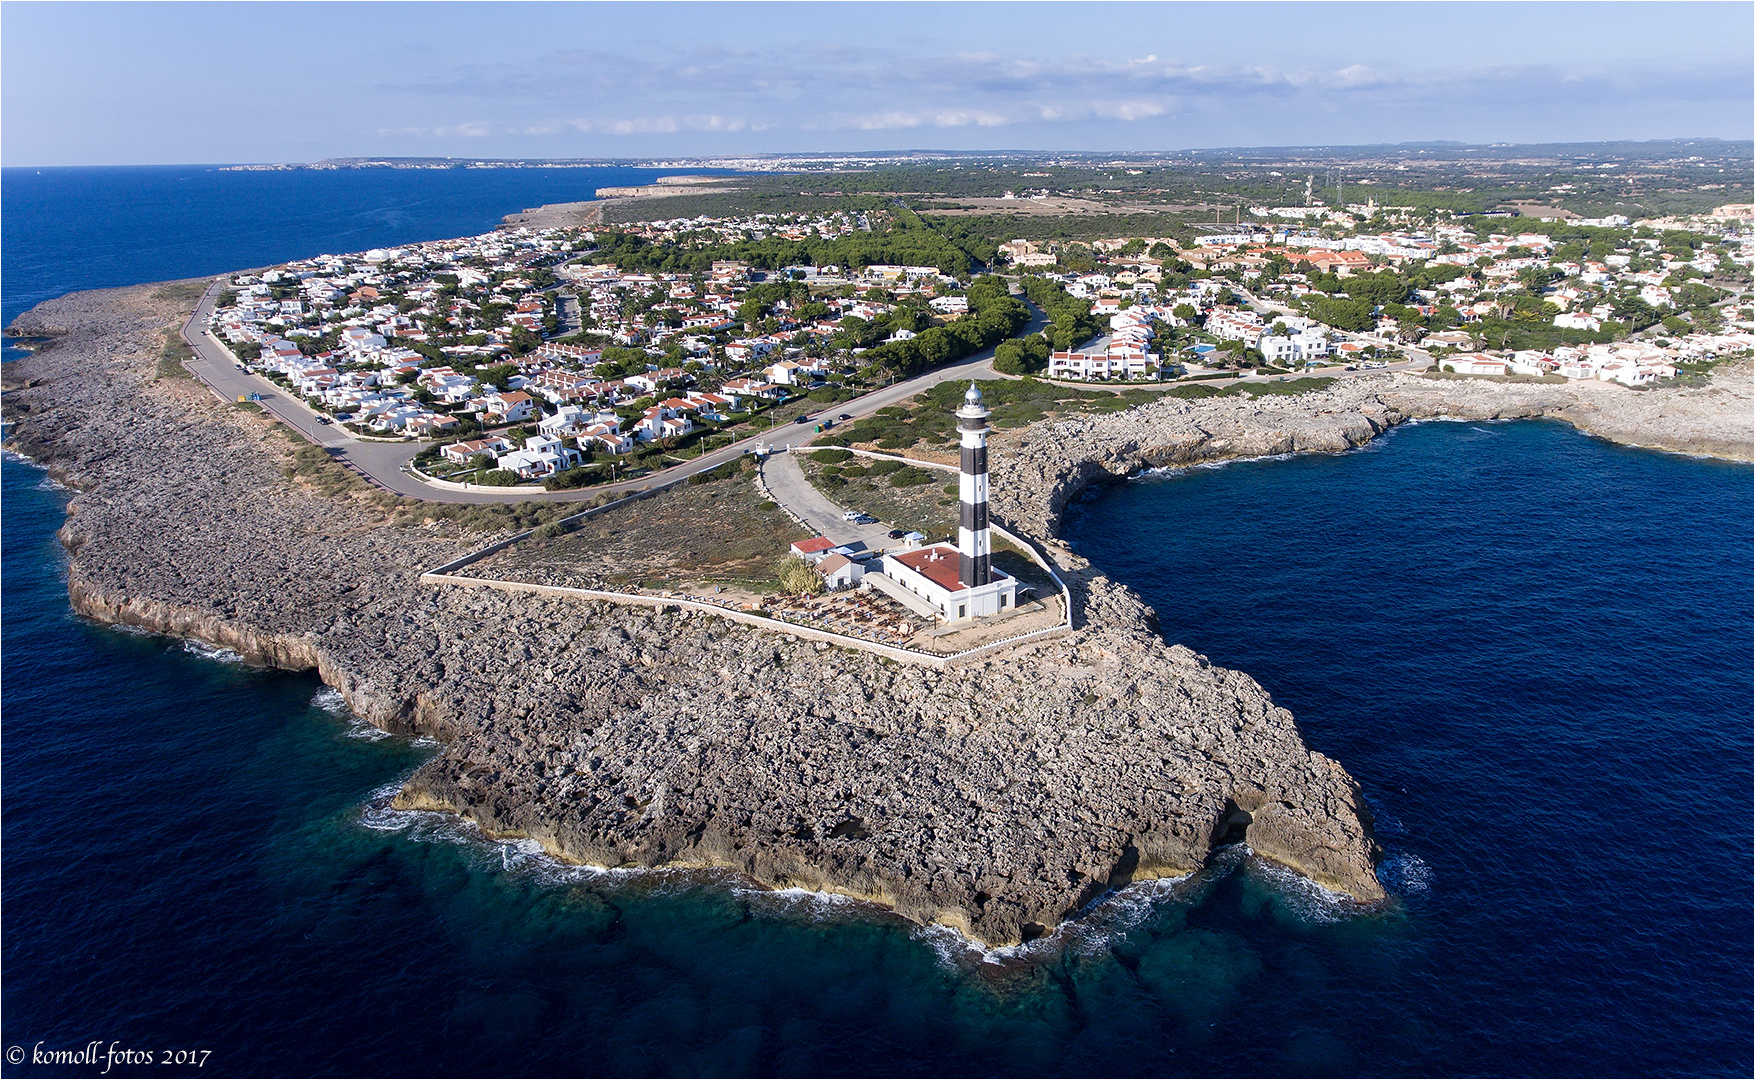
xmin=315 ymin=416 xmax=332 ymax=425
xmin=888 ymin=529 xmax=905 ymax=539
xmin=841 ymin=510 xmax=860 ymax=521
xmin=793 ymin=414 xmax=812 ymax=424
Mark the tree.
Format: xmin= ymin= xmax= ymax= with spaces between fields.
xmin=1173 ymin=303 xmax=1199 ymax=325
xmin=1342 ymin=270 xmax=1408 ymax=307
xmin=1304 ymin=296 xmax=1376 ymax=333
xmin=476 ymin=363 xmax=518 ymax=390
xmin=775 ymin=555 xmax=822 ymax=596
xmin=993 ymin=335 xmax=1050 ymax=375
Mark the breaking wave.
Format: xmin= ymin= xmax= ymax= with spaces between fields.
xmin=1378 ymin=850 xmax=1435 ymax=897
xmin=181 ymin=639 xmax=244 ymax=664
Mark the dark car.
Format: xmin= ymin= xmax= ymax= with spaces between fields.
xmin=316 ymin=416 xmax=332 ymax=425
xmin=888 ymin=529 xmax=905 ymax=540
xmin=838 ymin=413 xmax=853 ymax=421
xmin=793 ymin=414 xmax=811 ymax=424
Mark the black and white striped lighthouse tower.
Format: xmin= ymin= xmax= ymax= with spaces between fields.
xmin=955 ymin=382 xmax=992 ymax=588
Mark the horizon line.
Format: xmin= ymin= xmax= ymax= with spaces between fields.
xmin=5 ymin=135 xmax=1751 ymax=171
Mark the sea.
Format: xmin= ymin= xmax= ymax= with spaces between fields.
xmin=3 ymin=165 xmax=1751 ymax=1078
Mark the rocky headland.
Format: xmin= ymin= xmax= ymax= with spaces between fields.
xmin=6 ymin=283 xmax=1747 ymax=946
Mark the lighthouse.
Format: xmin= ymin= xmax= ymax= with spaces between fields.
xmin=878 ymin=383 xmax=1017 ymax=622
xmin=956 ymin=382 xmax=992 ymax=588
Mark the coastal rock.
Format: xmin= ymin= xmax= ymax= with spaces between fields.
xmin=19 ymin=283 xmax=1741 ymax=946
xmin=992 ymin=370 xmax=1751 ymax=537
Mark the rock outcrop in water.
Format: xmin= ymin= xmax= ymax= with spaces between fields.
xmin=8 ymin=284 xmax=1745 ymax=945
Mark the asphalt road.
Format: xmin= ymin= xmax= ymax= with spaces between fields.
xmin=759 ymin=451 xmax=899 ymax=550
xmin=178 ymin=280 xmax=1047 ymax=505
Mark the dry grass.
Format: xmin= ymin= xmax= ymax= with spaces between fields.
xmin=475 ymin=466 xmax=810 ymax=591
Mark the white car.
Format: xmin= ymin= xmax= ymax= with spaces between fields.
xmin=841 ymin=510 xmax=860 ymax=521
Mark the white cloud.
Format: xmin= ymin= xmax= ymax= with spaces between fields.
xmin=369 ymin=38 xmax=1752 ymax=150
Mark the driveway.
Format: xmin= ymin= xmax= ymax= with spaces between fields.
xmin=761 ymin=451 xmax=898 ymax=550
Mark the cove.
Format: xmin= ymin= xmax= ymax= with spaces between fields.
xmin=1062 ymin=416 xmax=1754 ymax=1076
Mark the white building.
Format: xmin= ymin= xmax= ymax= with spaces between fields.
xmin=1258 ymin=331 xmax=1330 ymax=366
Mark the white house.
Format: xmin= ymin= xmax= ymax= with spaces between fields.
xmin=1440 ymin=354 xmax=1510 ymax=376
xmin=482 ymin=391 xmax=536 ymax=424
xmin=538 ymin=403 xmax=593 ymax=437
xmin=579 ymin=423 xmax=633 ymax=455
xmin=1258 ymin=331 xmax=1330 ymax=366
xmin=498 ymin=434 xmax=582 ymax=479
xmin=817 ymin=553 xmax=866 ymax=590
xmin=441 ymin=437 xmax=513 ymax=465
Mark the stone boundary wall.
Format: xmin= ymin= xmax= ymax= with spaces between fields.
xmin=408 ymin=462 xmax=545 ymax=494
xmin=422 ymin=477 xmax=689 ymax=576
xmin=420 ymin=446 xmax=1076 ymax=668
xmin=421 ymin=573 xmax=957 ymax=668
xmin=422 ymin=571 xmax=1073 ymax=671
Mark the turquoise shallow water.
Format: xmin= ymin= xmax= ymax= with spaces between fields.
xmin=4 ymin=167 xmax=1752 ymax=1077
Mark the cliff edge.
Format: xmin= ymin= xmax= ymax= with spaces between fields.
xmin=0 ymin=285 xmax=1471 ymax=945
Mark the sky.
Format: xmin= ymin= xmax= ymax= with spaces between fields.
xmin=3 ymin=1 xmax=1751 ymax=166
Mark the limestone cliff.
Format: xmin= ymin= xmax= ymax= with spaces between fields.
xmin=43 ymin=285 xmax=1713 ymax=945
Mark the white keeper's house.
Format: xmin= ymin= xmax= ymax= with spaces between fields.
xmin=880 ymin=384 xmax=1017 ymax=622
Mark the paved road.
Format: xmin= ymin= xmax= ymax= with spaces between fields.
xmin=760 ymin=451 xmax=899 ymax=550
xmin=179 ymin=280 xmax=1046 ymax=505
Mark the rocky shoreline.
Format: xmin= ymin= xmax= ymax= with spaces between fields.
xmin=991 ymin=367 xmax=1751 ymax=540
xmin=6 ymin=283 xmax=1747 ymax=946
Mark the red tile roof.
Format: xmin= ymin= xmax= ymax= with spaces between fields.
xmin=792 ymin=537 xmax=835 ymax=554
xmin=893 ymin=545 xmax=971 ymax=593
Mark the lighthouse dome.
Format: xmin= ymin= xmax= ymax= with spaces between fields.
xmin=964 ymin=383 xmax=984 ymax=407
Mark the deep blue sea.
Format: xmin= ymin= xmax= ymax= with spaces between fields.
xmin=4 ymin=167 xmax=1752 ymax=1077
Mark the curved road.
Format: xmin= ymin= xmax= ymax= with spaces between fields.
xmin=181 ymin=279 xmax=1043 ymax=504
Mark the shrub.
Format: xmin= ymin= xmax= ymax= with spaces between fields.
xmin=477 ymin=469 xmax=522 ymax=486
xmin=756 ymin=500 xmax=779 ymax=511
xmin=889 ymin=466 xmax=934 ymax=487
xmin=865 ymin=458 xmax=905 ymax=476
xmin=531 ymin=522 xmax=569 ymax=541
xmin=810 ymin=447 xmax=854 ymax=464
xmin=776 ymin=555 xmax=822 ymax=596
xmin=687 ymin=459 xmax=743 ymax=485
xmin=543 ymin=467 xmax=601 ymax=491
